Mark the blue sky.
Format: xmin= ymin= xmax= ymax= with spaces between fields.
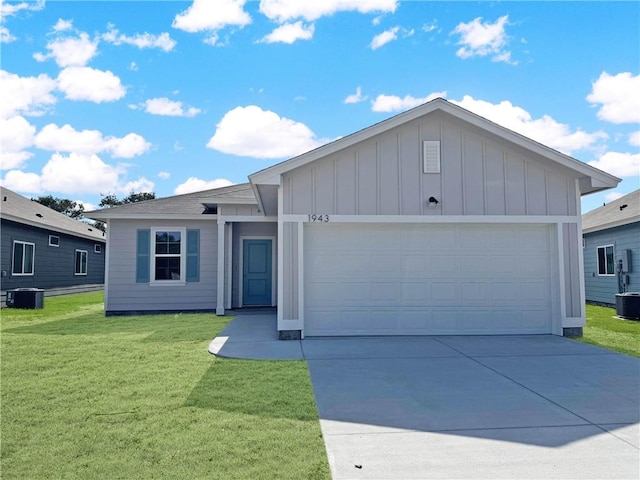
xmin=1 ymin=0 xmax=638 ymax=213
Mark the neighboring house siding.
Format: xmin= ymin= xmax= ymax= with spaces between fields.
xmin=583 ymin=223 xmax=640 ymax=305
xmin=0 ymin=219 xmax=105 ymax=290
xmin=230 ymin=222 xmax=277 ymax=308
xmin=105 ymin=219 xmax=217 ymax=313
xmin=282 ymin=113 xmax=578 ymax=217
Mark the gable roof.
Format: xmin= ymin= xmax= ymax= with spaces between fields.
xmin=87 ymin=183 xmax=254 ymax=220
xmin=249 ymin=98 xmax=620 ymax=213
xmin=582 ymin=189 xmax=640 ymax=234
xmin=0 ymin=186 xmax=105 ymax=241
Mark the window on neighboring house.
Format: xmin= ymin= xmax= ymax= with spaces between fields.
xmin=12 ymin=241 xmax=35 ymax=275
xmin=597 ymin=245 xmax=615 ymax=276
xmin=152 ymin=228 xmax=184 ymax=282
xmin=94 ymin=244 xmax=102 ymax=253
xmin=75 ymin=250 xmax=88 ymax=275
xmin=49 ymin=235 xmax=60 ymax=247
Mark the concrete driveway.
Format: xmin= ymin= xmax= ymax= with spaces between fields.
xmin=209 ymin=315 xmax=640 ymax=479
xmin=305 ymin=336 xmax=639 ymax=479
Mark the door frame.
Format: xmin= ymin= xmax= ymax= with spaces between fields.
xmin=239 ymin=236 xmax=277 ymax=307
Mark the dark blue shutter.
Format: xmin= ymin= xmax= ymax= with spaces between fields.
xmin=186 ymin=229 xmax=199 ymax=282
xmin=136 ymin=229 xmax=150 ymax=283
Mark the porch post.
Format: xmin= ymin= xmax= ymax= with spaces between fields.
xmin=216 ymin=218 xmax=225 ymax=315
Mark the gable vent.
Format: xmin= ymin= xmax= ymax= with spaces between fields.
xmin=423 ymin=141 xmax=441 ymax=174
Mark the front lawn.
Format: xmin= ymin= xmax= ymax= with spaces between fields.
xmin=576 ymin=304 xmax=640 ymax=357
xmin=1 ymin=292 xmax=329 ymax=479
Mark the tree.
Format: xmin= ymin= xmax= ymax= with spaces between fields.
xmin=99 ymin=191 xmax=155 ymax=208
xmin=33 ymin=195 xmax=85 ymax=219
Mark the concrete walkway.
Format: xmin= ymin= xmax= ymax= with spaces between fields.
xmin=209 ymin=314 xmax=640 ymax=479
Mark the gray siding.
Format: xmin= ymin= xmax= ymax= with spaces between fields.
xmin=219 ymin=205 xmax=262 ymax=216
xmin=283 ymin=113 xmax=578 ymax=217
xmin=1 ymin=219 xmax=105 ymax=291
xmin=105 ymin=219 xmax=217 ymax=312
xmin=583 ymin=223 xmax=640 ymax=305
xmin=562 ymin=223 xmax=582 ymax=317
xmin=230 ymin=222 xmax=277 ymax=307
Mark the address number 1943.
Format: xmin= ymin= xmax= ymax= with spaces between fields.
xmin=308 ymin=214 xmax=330 ymax=223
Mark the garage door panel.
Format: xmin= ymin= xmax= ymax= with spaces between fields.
xmin=304 ymin=224 xmax=553 ymax=336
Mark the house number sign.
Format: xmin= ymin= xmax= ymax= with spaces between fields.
xmin=308 ymin=214 xmax=330 ymax=223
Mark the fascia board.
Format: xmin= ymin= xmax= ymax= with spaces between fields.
xmin=85 ymin=213 xmax=217 ymax=221
xmin=2 ymin=214 xmax=105 ymax=242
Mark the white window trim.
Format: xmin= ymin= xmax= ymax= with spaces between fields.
xmin=596 ymin=244 xmax=615 ymax=276
xmin=94 ymin=244 xmax=102 ymax=253
xmin=150 ymin=227 xmax=186 ymax=286
xmin=12 ymin=240 xmax=35 ymax=276
xmin=49 ymin=235 xmax=60 ymax=247
xmin=75 ymin=249 xmax=88 ymax=276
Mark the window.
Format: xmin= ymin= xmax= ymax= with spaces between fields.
xmin=597 ymin=245 xmax=615 ymax=276
xmin=94 ymin=244 xmax=102 ymax=254
xmin=12 ymin=241 xmax=35 ymax=275
xmin=75 ymin=250 xmax=88 ymax=275
xmin=49 ymin=235 xmax=60 ymax=247
xmin=152 ymin=228 xmax=184 ymax=282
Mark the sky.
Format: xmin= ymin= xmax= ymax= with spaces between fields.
xmin=1 ymin=0 xmax=638 ymax=214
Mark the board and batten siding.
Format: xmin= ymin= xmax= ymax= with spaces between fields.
xmin=105 ymin=219 xmax=217 ymax=312
xmin=282 ymin=113 xmax=578 ymax=217
xmin=583 ymin=223 xmax=640 ymax=305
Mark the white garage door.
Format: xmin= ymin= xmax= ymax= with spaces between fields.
xmin=304 ymin=223 xmax=554 ymax=336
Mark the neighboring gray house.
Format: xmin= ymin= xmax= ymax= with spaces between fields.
xmin=88 ymin=98 xmax=620 ymax=338
xmin=1 ymin=187 xmax=106 ymax=302
xmin=582 ymin=189 xmax=640 ymax=305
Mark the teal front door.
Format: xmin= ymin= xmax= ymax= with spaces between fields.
xmin=242 ymin=239 xmax=273 ymax=306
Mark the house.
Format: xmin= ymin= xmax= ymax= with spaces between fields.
xmin=1 ymin=186 xmax=106 ymax=304
xmin=582 ymin=189 xmax=640 ymax=305
xmin=88 ymin=98 xmax=620 ymax=338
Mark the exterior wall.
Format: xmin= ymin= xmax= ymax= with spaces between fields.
xmin=105 ymin=218 xmax=217 ymax=312
xmin=583 ymin=223 xmax=640 ymax=305
xmin=282 ymin=112 xmax=578 ymax=217
xmin=563 ymin=223 xmax=582 ymax=317
xmin=219 ymin=205 xmax=262 ymax=216
xmin=230 ymin=221 xmax=277 ymax=307
xmin=1 ymin=219 xmax=105 ymax=291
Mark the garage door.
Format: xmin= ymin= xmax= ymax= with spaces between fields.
xmin=304 ymin=223 xmax=554 ymax=336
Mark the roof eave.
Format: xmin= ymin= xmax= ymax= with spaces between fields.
xmin=1 ymin=214 xmax=106 ymax=241
xmin=583 ymin=217 xmax=640 ymax=234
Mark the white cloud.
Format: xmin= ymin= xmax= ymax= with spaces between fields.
xmin=57 ymin=67 xmax=126 ymax=102
xmin=422 ymin=21 xmax=438 ymax=33
xmin=259 ymin=0 xmax=397 ymax=22
xmin=172 ymin=0 xmax=251 ymax=34
xmin=142 ymin=97 xmax=201 ymax=117
xmin=452 ymin=95 xmax=608 ymax=155
xmin=588 ymin=152 xmax=640 ymax=178
xmin=102 ymin=26 xmax=176 ymax=52
xmin=370 ymin=26 xmax=399 ymax=49
xmin=0 ymin=170 xmax=42 ymax=193
xmin=0 ymin=70 xmax=57 ymax=118
xmin=452 ymin=15 xmax=514 ymax=64
xmin=129 ymin=61 xmax=138 ymax=71
xmin=174 ymin=177 xmax=234 ymax=195
xmin=35 ymin=124 xmax=151 ymax=158
xmin=33 ymin=32 xmax=98 ymax=67
xmin=605 ymin=192 xmax=624 ymax=202
xmin=119 ymin=178 xmax=155 ymax=194
xmin=1 ymin=26 xmax=16 ymax=43
xmin=259 ymin=21 xmax=314 ymax=44
xmin=344 ymin=86 xmax=367 ymax=104
xmin=53 ymin=19 xmax=73 ymax=32
xmin=0 ymin=116 xmax=36 ymax=170
xmin=0 ymin=0 xmax=44 ymax=17
xmin=40 ymin=153 xmax=124 ymax=194
xmin=158 ymin=171 xmax=171 ymax=179
xmin=629 ymin=131 xmax=640 ymax=147
xmin=371 ymin=91 xmax=447 ymax=112
xmin=586 ymin=72 xmax=640 ymax=124
xmin=207 ymin=105 xmax=326 ymax=159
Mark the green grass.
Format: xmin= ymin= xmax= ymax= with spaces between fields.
xmin=1 ymin=293 xmax=330 ymax=479
xmin=575 ymin=304 xmax=640 ymax=357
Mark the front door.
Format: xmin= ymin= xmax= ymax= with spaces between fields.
xmin=242 ymin=239 xmax=273 ymax=306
